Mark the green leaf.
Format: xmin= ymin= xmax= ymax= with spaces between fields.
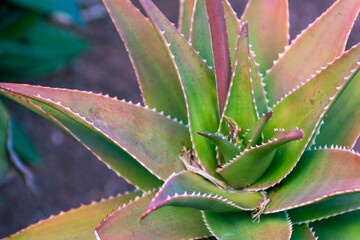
xmin=141 ymin=171 xmax=262 ymax=218
xmin=314 ymin=64 xmax=360 ymax=148
xmin=7 ymin=0 xmax=83 ymax=24
xmin=309 ymin=210 xmax=360 ymax=240
xmin=291 ymin=224 xmax=316 ymax=240
xmin=218 ymin=129 xmax=304 ymax=189
xmin=263 ymin=0 xmax=360 ymax=106
xmin=265 ymin=149 xmax=360 ymax=213
xmin=248 ymin=45 xmax=360 ymax=190
xmin=243 ymin=111 xmax=273 ymax=149
xmin=242 ymin=0 xmax=289 ymax=75
xmin=5 ymin=191 xmax=141 ymax=240
xmin=178 ymin=0 xmax=195 ymax=40
xmin=139 ymin=0 xmax=219 ymax=176
xmin=102 ymin=0 xmax=187 ymax=123
xmin=95 ymin=190 xmax=211 ymax=240
xmin=0 ymin=83 xmax=192 ymax=190
xmin=0 ymin=101 xmax=10 ymax=178
xmin=203 ymin=211 xmax=291 ymax=240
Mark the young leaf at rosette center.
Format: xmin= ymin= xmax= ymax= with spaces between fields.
xmin=309 ymin=210 xmax=360 ymax=240
xmin=291 ymin=224 xmax=317 ymax=240
xmin=218 ymin=129 xmax=304 ymax=189
xmin=197 ymin=131 xmax=242 ymax=165
xmin=219 ymin=23 xmax=258 ymax=137
xmin=203 ymin=211 xmax=292 ymax=240
xmin=5 ymin=191 xmax=141 ymax=240
xmin=139 ymin=0 xmax=220 ymax=177
xmin=265 ymin=149 xmax=360 ymax=214
xmin=178 ymin=0 xmax=195 ymax=40
xmin=102 ymin=0 xmax=187 ymax=123
xmin=96 ymin=190 xmax=211 ymax=240
xmin=242 ymin=0 xmax=289 ymax=76
xmin=314 ymin=67 xmax=360 ymax=149
xmin=263 ymin=0 xmax=360 ymax=106
xmin=243 ymin=111 xmax=273 ymax=149
xmin=248 ymin=45 xmax=360 ymax=190
xmin=141 ymin=171 xmax=263 ymax=219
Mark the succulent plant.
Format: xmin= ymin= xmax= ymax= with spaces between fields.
xmin=2 ymin=0 xmax=360 ymax=239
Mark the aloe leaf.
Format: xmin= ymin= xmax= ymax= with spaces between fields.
xmin=263 ymin=0 xmax=360 ymax=106
xmin=265 ymin=149 xmax=360 ymax=214
xmin=139 ymin=0 xmax=219 ymax=176
xmin=190 ymin=0 xmax=214 ymax=68
xmin=313 ymin=68 xmax=360 ymax=148
xmin=4 ymin=191 xmax=141 ymax=240
xmin=220 ymin=23 xmax=258 ymax=136
xmin=291 ymin=224 xmax=317 ymax=240
xmin=203 ymin=211 xmax=292 ymax=240
xmin=242 ymin=0 xmax=289 ymax=75
xmin=243 ymin=111 xmax=273 ymax=149
xmin=178 ymin=0 xmax=195 ymax=40
xmin=197 ymin=131 xmax=241 ymax=164
xmin=0 ymin=83 xmax=195 ymax=190
xmin=0 ymin=101 xmax=10 ymax=178
xmin=309 ymin=210 xmax=360 ymax=240
xmin=141 ymin=171 xmax=263 ymax=218
xmin=248 ymin=45 xmax=360 ymax=190
xmin=218 ymin=129 xmax=303 ymax=189
xmin=95 ymin=190 xmax=211 ymax=240
xmin=102 ymin=0 xmax=187 ymax=123
xmin=288 ymin=192 xmax=360 ymax=224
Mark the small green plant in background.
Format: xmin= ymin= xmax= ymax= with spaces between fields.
xmin=1 ymin=0 xmax=360 ymax=239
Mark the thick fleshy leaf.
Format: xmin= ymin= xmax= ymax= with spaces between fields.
xmin=220 ymin=23 xmax=258 ymax=136
xmin=314 ymin=69 xmax=360 ymax=148
xmin=197 ymin=131 xmax=241 ymax=164
xmin=203 ymin=211 xmax=292 ymax=240
xmin=178 ymin=0 xmax=195 ymax=40
xmin=243 ymin=111 xmax=273 ymax=149
xmin=291 ymin=224 xmax=316 ymax=240
xmin=265 ymin=149 xmax=360 ymax=213
xmin=139 ymin=0 xmax=219 ymax=176
xmin=263 ymin=0 xmax=360 ymax=106
xmin=248 ymin=45 xmax=360 ymax=190
xmin=102 ymin=0 xmax=187 ymax=123
xmin=141 ymin=171 xmax=263 ymax=218
xmin=0 ymin=101 xmax=10 ymax=177
xmin=0 ymin=83 xmax=191 ymax=190
xmin=95 ymin=191 xmax=210 ymax=240
xmin=309 ymin=210 xmax=360 ymax=240
xmin=218 ymin=129 xmax=304 ymax=189
xmin=288 ymin=192 xmax=360 ymax=224
xmin=5 ymin=191 xmax=141 ymax=240
xmin=242 ymin=0 xmax=289 ymax=75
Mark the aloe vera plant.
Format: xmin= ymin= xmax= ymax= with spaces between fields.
xmin=2 ymin=0 xmax=360 ymax=239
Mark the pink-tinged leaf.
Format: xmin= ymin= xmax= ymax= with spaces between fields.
xmin=242 ymin=0 xmax=289 ymax=75
xmin=5 ymin=191 xmax=141 ymax=240
xmin=218 ymin=129 xmax=304 ymax=189
xmin=288 ymin=192 xmax=360 ymax=224
xmin=265 ymin=149 xmax=360 ymax=213
xmin=203 ymin=211 xmax=292 ymax=240
xmin=205 ymin=0 xmax=232 ymax=115
xmin=314 ymin=68 xmax=360 ymax=148
xmin=141 ymin=171 xmax=263 ymax=218
xmin=178 ymin=0 xmax=195 ymax=40
xmin=263 ymin=0 xmax=360 ymax=106
xmin=95 ymin=191 xmax=210 ymax=240
xmin=248 ymin=45 xmax=360 ymax=190
xmin=309 ymin=210 xmax=360 ymax=240
xmin=244 ymin=111 xmax=273 ymax=149
xmin=102 ymin=0 xmax=187 ymax=123
xmin=220 ymin=23 xmax=258 ymax=137
xmin=291 ymin=224 xmax=317 ymax=240
xmin=0 ymin=84 xmax=193 ymax=189
xmin=139 ymin=0 xmax=220 ymax=176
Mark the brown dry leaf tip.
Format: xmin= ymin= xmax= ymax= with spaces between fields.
xmin=251 ymin=191 xmax=270 ymax=223
xmin=224 ymin=116 xmax=243 ymax=143
xmin=180 ymin=146 xmax=226 ymax=189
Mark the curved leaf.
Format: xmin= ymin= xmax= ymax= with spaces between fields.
xmin=243 ymin=111 xmax=273 ymax=149
xmin=291 ymin=224 xmax=316 ymax=240
xmin=95 ymin=190 xmax=210 ymax=240
xmin=263 ymin=0 xmax=360 ymax=105
xmin=102 ymin=0 xmax=187 ymax=122
xmin=178 ymin=0 xmax=195 ymax=40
